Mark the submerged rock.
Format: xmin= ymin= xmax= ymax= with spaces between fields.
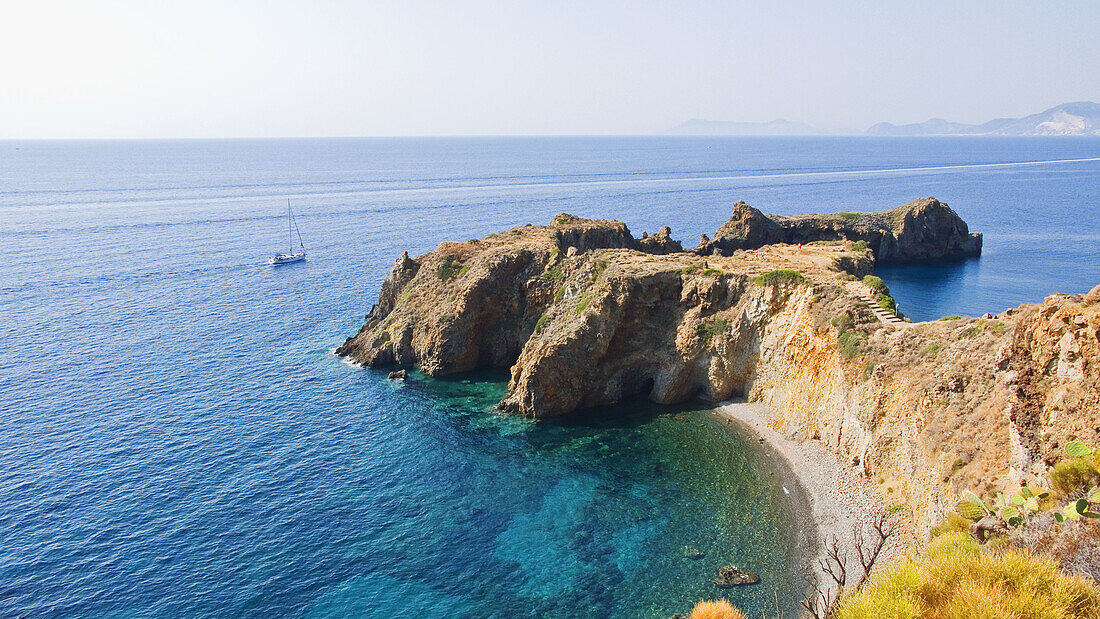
xmin=681 ymin=545 xmax=705 ymax=559
xmin=387 ymin=369 xmax=407 ymax=380
xmin=713 ymin=564 xmax=759 ymax=587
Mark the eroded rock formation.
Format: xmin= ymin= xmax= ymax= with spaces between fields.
xmin=697 ymin=197 xmax=982 ymax=262
xmin=337 ymin=200 xmax=1099 ymax=542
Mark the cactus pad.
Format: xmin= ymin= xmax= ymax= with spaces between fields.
xmin=1066 ymin=441 xmax=1093 ymax=458
xmin=956 ymin=500 xmax=985 ymax=521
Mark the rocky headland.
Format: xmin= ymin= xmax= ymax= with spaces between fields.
xmin=697 ymin=197 xmax=982 ymax=262
xmin=337 ymin=197 xmax=1099 ymax=546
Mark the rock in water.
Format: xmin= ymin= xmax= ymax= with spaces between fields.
xmin=697 ymin=197 xmax=982 ymax=262
xmin=387 ymin=369 xmax=407 ymax=380
xmin=713 ymin=564 xmax=760 ymax=587
xmin=681 ymin=545 xmax=705 ymax=559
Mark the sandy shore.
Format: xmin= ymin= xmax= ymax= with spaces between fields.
xmin=713 ymin=400 xmax=882 ymax=602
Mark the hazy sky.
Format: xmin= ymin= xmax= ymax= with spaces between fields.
xmin=2 ymin=0 xmax=1098 ymax=138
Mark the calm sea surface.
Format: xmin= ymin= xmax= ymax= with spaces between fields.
xmin=1 ymin=137 xmax=1098 ymax=617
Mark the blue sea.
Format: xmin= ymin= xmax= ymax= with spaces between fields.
xmin=1 ymin=137 xmax=1098 ymax=618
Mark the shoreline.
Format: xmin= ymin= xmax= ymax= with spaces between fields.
xmin=712 ymin=400 xmax=882 ymax=602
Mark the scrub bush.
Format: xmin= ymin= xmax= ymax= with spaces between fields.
xmin=754 ymin=269 xmax=807 ymax=286
xmin=688 ymin=599 xmax=745 ymax=619
xmin=837 ymin=532 xmax=1100 ymax=619
xmin=1051 ymin=451 xmax=1100 ymax=498
xmin=862 ymin=275 xmax=886 ymax=291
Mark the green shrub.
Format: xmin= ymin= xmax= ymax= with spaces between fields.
xmin=836 ymin=531 xmax=1100 ymax=619
xmin=831 ymin=313 xmax=855 ymax=331
xmin=553 ymin=286 xmax=566 ymax=303
xmin=575 ymin=293 xmax=593 ymax=313
xmin=701 ymin=268 xmax=723 ymax=276
xmin=589 ymin=259 xmax=610 ymax=282
xmin=753 ymin=269 xmax=807 ymax=286
xmin=921 ymin=342 xmax=944 ymax=356
xmin=695 ymin=318 xmax=731 ymax=344
xmin=862 ymin=275 xmax=886 ymax=291
xmin=534 ymin=312 xmax=550 ymax=334
xmin=958 ymin=326 xmax=982 ymax=339
xmin=836 ymin=212 xmax=863 ymax=221
xmin=1051 ymin=452 xmax=1100 ymax=498
xmin=549 ymin=247 xmax=561 ymax=259
xmin=877 ymin=293 xmax=897 ymax=313
xmin=988 ymin=320 xmax=1007 ymax=335
xmin=538 ymin=265 xmax=564 ymax=283
xmin=850 ymin=240 xmax=869 ymax=252
xmin=938 ymin=315 xmax=963 ymax=321
xmin=838 ymin=329 xmax=864 ymax=359
xmin=929 ymin=511 xmax=972 ymax=538
xmin=436 ymin=254 xmax=467 ymax=280
xmin=681 ymin=264 xmax=701 ymax=275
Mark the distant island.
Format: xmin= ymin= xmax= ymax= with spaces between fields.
xmin=668 ymin=118 xmax=849 ymax=136
xmin=669 ymin=101 xmax=1100 ymax=136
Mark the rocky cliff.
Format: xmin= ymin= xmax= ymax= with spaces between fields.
xmin=698 ymin=197 xmax=982 ymax=262
xmin=338 ymin=202 xmax=1097 ymax=541
xmin=336 ymin=209 xmax=875 ymax=394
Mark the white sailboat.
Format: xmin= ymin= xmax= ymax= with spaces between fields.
xmin=269 ymin=200 xmax=306 ymax=265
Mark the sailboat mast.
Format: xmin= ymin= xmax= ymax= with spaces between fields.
xmin=287 ymin=199 xmax=293 ymax=254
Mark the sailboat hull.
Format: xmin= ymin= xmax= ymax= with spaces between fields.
xmin=268 ymin=252 xmax=305 ymax=265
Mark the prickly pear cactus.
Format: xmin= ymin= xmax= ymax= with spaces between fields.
xmin=1065 ymin=441 xmax=1094 ymax=458
xmin=956 ymin=500 xmax=986 ymax=521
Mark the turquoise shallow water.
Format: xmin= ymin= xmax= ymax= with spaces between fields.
xmin=299 ymin=375 xmax=801 ymax=617
xmin=1 ymin=136 xmax=1098 ymax=617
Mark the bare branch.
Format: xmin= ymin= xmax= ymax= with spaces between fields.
xmin=801 ymin=512 xmax=897 ymax=618
xmin=853 ymin=511 xmax=895 ymax=590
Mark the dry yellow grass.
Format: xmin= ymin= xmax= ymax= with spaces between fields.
xmin=837 ymin=532 xmax=1100 ymax=619
xmin=689 ymin=598 xmax=746 ymax=619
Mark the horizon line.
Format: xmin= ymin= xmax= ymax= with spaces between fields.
xmin=6 ymin=133 xmax=1100 ymax=142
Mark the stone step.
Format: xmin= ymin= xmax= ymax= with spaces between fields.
xmin=857 ymin=294 xmax=904 ymax=324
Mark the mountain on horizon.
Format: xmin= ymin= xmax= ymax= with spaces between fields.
xmin=668 ymin=118 xmax=839 ymax=136
xmin=867 ymin=101 xmax=1100 ymax=136
xmin=669 ymin=102 xmax=1100 ymax=136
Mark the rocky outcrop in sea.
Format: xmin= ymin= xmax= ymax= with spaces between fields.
xmin=337 ymin=198 xmax=1100 ymax=543
xmin=697 ymin=197 xmax=982 ymax=262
